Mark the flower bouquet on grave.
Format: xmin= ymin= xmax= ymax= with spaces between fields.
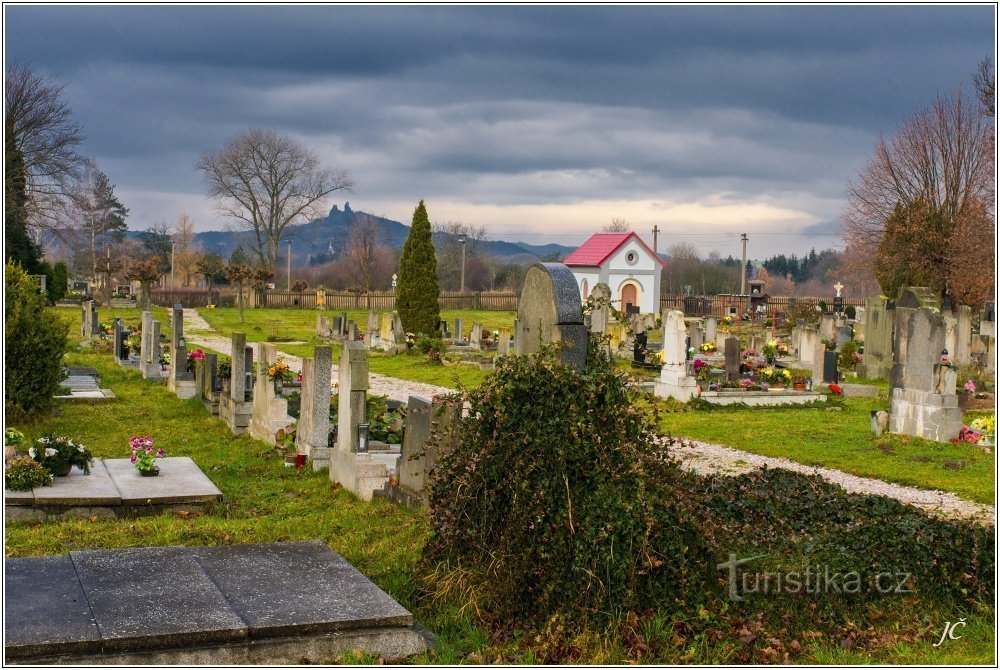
xmin=30 ymin=435 xmax=93 ymax=477
xmin=159 ymin=352 xmax=171 ymax=371
xmin=827 ymin=383 xmax=843 ymax=396
xmin=5 ymin=427 xmax=29 ymax=461
xmin=699 ymin=342 xmax=716 ymax=354
xmin=130 ymin=437 xmax=165 ymax=476
xmin=187 ymin=348 xmax=206 ymax=374
xmin=267 ymin=359 xmax=293 ymax=392
xmin=761 ymin=340 xmax=789 ymax=363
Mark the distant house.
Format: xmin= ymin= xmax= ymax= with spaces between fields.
xmin=563 ymin=232 xmax=664 ymax=314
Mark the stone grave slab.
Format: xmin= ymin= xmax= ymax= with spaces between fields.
xmin=103 ymin=457 xmax=224 ymax=505
xmin=4 ymin=485 xmax=35 ymax=506
xmin=4 ymin=555 xmax=103 ymax=659
xmin=31 ymin=459 xmax=120 ymax=506
xmin=55 ymin=375 xmax=116 ymax=400
xmin=193 ymin=540 xmax=412 ymax=638
xmin=70 ymin=545 xmax=248 ymax=652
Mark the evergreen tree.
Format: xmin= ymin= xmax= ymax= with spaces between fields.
xmin=4 ymin=144 xmax=42 ymax=273
xmin=397 ymin=200 xmax=440 ymax=336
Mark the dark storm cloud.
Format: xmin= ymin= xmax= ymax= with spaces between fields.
xmin=4 ymin=4 xmax=994 ymax=252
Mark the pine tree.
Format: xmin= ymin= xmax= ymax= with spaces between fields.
xmin=397 ymin=200 xmax=440 ymax=336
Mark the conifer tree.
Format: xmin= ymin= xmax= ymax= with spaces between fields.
xmin=397 ymin=200 xmax=440 ymax=336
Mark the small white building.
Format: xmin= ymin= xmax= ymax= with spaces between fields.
xmin=563 ymin=232 xmax=664 ymax=314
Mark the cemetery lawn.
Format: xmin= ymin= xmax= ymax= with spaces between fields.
xmin=5 ymin=333 xmax=995 ymax=664
xmin=194 ymin=306 xmax=510 ymax=389
xmin=659 ymin=389 xmax=995 ymax=505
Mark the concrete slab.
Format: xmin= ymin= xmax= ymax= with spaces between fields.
xmin=839 ymin=383 xmax=879 ymax=398
xmin=103 ymin=457 xmax=224 ymax=505
xmin=4 ymin=555 xmax=103 ymax=659
xmin=193 ymin=541 xmax=413 ymax=638
xmin=32 ymin=459 xmax=121 ymax=506
xmin=70 ymin=546 xmax=248 ymax=652
xmin=4 ymin=486 xmax=35 ymax=506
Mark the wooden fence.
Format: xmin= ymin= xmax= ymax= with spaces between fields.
xmin=151 ymin=286 xmax=862 ymax=316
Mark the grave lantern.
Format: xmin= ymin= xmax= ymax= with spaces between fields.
xmin=357 ymin=423 xmax=369 ymax=453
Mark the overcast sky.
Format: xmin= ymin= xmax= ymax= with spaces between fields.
xmin=5 ymin=4 xmax=995 ymax=257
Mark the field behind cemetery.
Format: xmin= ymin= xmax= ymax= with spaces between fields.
xmin=5 ymin=306 xmax=994 ymax=664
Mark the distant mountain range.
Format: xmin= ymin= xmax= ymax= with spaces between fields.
xmin=188 ymin=202 xmax=576 ymax=265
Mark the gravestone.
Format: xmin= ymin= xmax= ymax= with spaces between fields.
xmin=812 ymin=338 xmax=826 ymax=385
xmin=377 ymin=396 xmax=461 ymax=509
xmin=81 ymin=301 xmax=93 ymax=340
xmin=469 ymin=323 xmax=483 ymax=350
xmin=339 ymin=312 xmax=350 ymax=339
xmin=955 ymin=305 xmax=972 ymax=364
xmin=819 ymin=313 xmax=836 ymax=341
xmin=515 ymin=263 xmax=587 ymax=372
xmin=332 ymin=317 xmax=343 ymax=341
xmin=653 ymin=310 xmax=699 ymax=401
xmin=249 ymin=344 xmax=294 ymax=446
xmin=836 ymin=325 xmax=852 ymax=348
xmin=347 ymin=320 xmax=357 ymax=342
xmin=858 ymin=296 xmax=893 ymax=380
xmin=364 ymin=310 xmax=379 ymax=348
xmin=378 ymin=312 xmax=405 ymax=354
xmin=798 ymin=326 xmax=820 ymax=368
xmin=687 ymin=320 xmax=704 ymax=353
xmin=167 ymin=305 xmax=196 ymax=399
xmin=113 ymin=319 xmax=125 ymax=362
xmin=197 ymin=353 xmax=220 ymax=416
xmin=943 ymin=315 xmax=958 ymax=364
xmin=139 ymin=311 xmax=152 ymax=369
xmin=219 ymin=333 xmax=253 ymax=436
xmin=140 ymin=318 xmax=165 ymax=381
xmin=724 ymin=337 xmax=740 ymax=381
xmin=453 ymin=317 xmax=464 ymax=342
xmin=705 ymin=316 xmax=717 ymax=342
xmin=316 ymin=314 xmax=332 ymax=339
xmin=588 ymin=283 xmax=611 ymax=335
xmin=888 ymin=287 xmax=962 ymax=442
xmin=331 ymin=342 xmax=388 ymax=500
xmin=823 ymin=350 xmax=839 ymax=383
xmin=438 ymin=319 xmax=449 ymax=339
xmin=296 ymin=346 xmax=332 ymax=470
xmin=497 ymin=328 xmax=512 ymax=356
xmin=790 ymin=327 xmax=801 ymax=359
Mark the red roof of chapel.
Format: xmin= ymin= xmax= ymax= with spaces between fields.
xmin=563 ymin=232 xmax=666 ymax=267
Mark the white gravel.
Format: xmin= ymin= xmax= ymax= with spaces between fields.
xmin=185 ymin=309 xmax=994 ymax=524
xmin=668 ymin=437 xmax=995 ymax=525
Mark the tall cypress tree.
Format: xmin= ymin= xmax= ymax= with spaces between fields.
xmin=4 ymin=144 xmax=42 ymax=274
xmin=397 ymin=200 xmax=440 ymax=336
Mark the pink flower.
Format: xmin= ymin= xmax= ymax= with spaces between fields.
xmin=965 ymin=380 xmax=976 ymax=393
xmin=156 ymin=449 xmax=164 ymax=456
xmin=130 ymin=454 xmax=138 ymax=463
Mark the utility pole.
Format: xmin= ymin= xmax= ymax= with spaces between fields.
xmin=170 ymin=242 xmax=176 ymax=290
xmin=740 ymin=233 xmax=748 ymax=296
xmin=286 ymin=241 xmax=292 ymax=290
xmin=652 ymin=225 xmax=660 ymax=256
xmin=459 ymin=234 xmax=467 ymax=293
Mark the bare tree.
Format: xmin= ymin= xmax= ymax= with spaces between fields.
xmin=842 ymin=86 xmax=993 ymax=303
xmin=173 ymin=213 xmax=199 ymax=286
xmin=974 ymin=57 xmax=995 ymax=118
xmin=346 ymin=214 xmax=386 ymax=306
xmin=196 ymin=128 xmax=353 ymax=270
xmin=602 ymin=216 xmax=631 ymax=232
xmin=5 ymin=62 xmax=85 ymax=238
xmin=432 ymin=221 xmax=488 ymax=290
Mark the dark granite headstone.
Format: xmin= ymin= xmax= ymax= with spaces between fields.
xmin=724 ymin=336 xmax=740 ymax=381
xmin=823 ymin=350 xmax=839 ymax=383
xmin=515 ymin=263 xmax=587 ymax=372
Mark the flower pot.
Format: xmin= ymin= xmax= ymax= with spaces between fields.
xmin=139 ymin=466 xmax=160 ymax=477
xmin=284 ymin=453 xmax=297 ymax=468
xmin=793 ymin=383 xmax=806 ymax=392
xmin=54 ymin=463 xmax=73 ymax=477
xmin=275 ymin=380 xmax=283 ymax=394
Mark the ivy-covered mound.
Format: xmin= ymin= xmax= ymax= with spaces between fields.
xmin=423 ymin=344 xmax=718 ymax=623
xmin=422 ymin=342 xmax=996 ymax=643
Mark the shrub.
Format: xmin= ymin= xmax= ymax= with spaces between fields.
xmin=4 ymin=456 xmax=52 ymax=491
xmin=5 ymin=261 xmax=70 ymax=422
xmin=396 ymin=200 xmax=440 ymax=337
xmin=838 ymin=339 xmax=862 ymax=371
xmin=423 ymin=344 xmax=717 ymax=624
xmin=414 ymin=334 xmax=446 ymax=363
xmin=845 ymin=304 xmax=857 ymax=319
xmin=699 ymin=468 xmax=994 ymax=604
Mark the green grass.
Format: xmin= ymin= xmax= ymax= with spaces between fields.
xmin=4 ymin=321 xmax=995 ymax=664
xmin=660 ymin=388 xmax=995 ymax=504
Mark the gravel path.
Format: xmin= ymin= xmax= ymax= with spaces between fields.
xmin=184 ymin=309 xmax=994 ymax=524
xmin=669 ymin=438 xmax=995 ymax=525
xmin=183 ymin=309 xmax=453 ymax=403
